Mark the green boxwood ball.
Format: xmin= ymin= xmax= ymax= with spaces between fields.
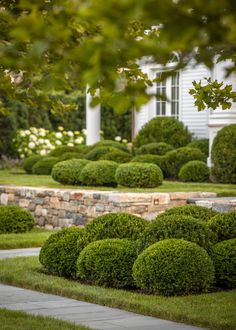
xmin=115 ymin=162 xmax=163 ymax=188
xmin=0 ymin=205 xmax=34 ymax=234
xmin=76 ymin=239 xmax=137 ymax=288
xmin=135 ymin=142 xmax=173 ymax=156
xmin=23 ymin=155 xmax=42 ymax=174
xmin=32 ymin=157 xmax=59 ymax=175
xmin=161 ymin=205 xmax=218 ymax=221
xmin=51 ymin=159 xmax=90 ymax=185
xmin=94 ymin=140 xmax=128 ymax=152
xmin=84 ymin=146 xmax=120 ymax=161
xmin=79 ymin=160 xmax=118 ymax=186
xmin=187 ymin=139 xmax=209 ymax=157
xmin=100 ymin=149 xmax=132 ymax=163
xmin=178 ymin=160 xmax=209 ymax=182
xmin=58 ymin=152 xmax=82 ymax=161
xmin=48 ymin=145 xmax=86 ymax=157
xmin=208 ymin=212 xmax=236 ymax=242
xmin=133 ymin=239 xmax=215 ymax=296
xmin=39 ymin=227 xmax=84 ymax=278
xmin=137 ymin=215 xmax=215 ymax=252
xmin=211 ymin=238 xmax=236 ymax=288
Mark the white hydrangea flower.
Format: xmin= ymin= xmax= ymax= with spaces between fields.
xmin=115 ymin=136 xmax=121 ymax=142
xmin=19 ymin=130 xmax=26 ymax=137
xmin=20 ymin=154 xmax=25 ymax=159
xmin=57 ymin=126 xmax=64 ymax=131
xmin=82 ymin=129 xmax=87 ymax=135
xmin=25 ymin=130 xmax=31 ymax=135
xmin=75 ymin=137 xmax=84 ymax=144
xmin=67 ymin=142 xmax=74 ymax=147
xmin=40 ymin=149 xmax=47 ymax=156
xmin=67 ymin=131 xmax=74 ymax=137
xmin=55 ymin=132 xmax=63 ymax=139
xmin=44 ymin=139 xmax=51 ymax=145
xmin=28 ymin=142 xmax=36 ymax=149
xmin=122 ymin=139 xmax=128 ymax=144
xmin=38 ymin=138 xmax=44 ymax=145
xmin=30 ymin=127 xmax=38 ymax=134
xmin=29 ymin=134 xmax=37 ymax=141
xmin=55 ymin=140 xmax=62 ymax=145
xmin=39 ymin=130 xmax=46 ymax=137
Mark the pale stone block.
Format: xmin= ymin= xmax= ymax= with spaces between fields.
xmin=49 ymin=197 xmax=61 ymax=209
xmin=45 ymin=224 xmax=53 ymax=230
xmin=35 ymin=205 xmax=42 ymax=216
xmin=41 ymin=208 xmax=48 ymax=217
xmin=0 ymin=193 xmax=8 ymax=205
xmin=7 ymin=193 xmax=15 ymax=202
xmin=19 ymin=199 xmax=30 ymax=208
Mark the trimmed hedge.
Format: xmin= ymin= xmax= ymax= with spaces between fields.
xmin=58 ymin=152 xmax=82 ymax=161
xmin=0 ymin=205 xmax=34 ymax=234
xmin=94 ymin=140 xmax=128 ymax=152
xmin=187 ymin=139 xmax=209 ymax=157
xmin=32 ymin=157 xmax=59 ymax=175
xmin=178 ymin=160 xmax=209 ymax=182
xmin=115 ymin=162 xmax=163 ymax=188
xmin=48 ymin=145 xmax=87 ymax=157
xmin=208 ymin=212 xmax=236 ymax=242
xmin=211 ymin=238 xmax=236 ymax=288
xmin=211 ymin=124 xmax=236 ymax=183
xmin=84 ymin=146 xmax=120 ymax=161
xmin=163 ymin=147 xmax=206 ymax=178
xmin=135 ymin=142 xmax=173 ymax=156
xmin=131 ymin=154 xmax=164 ymax=170
xmin=133 ymin=239 xmax=215 ymax=296
xmin=39 ymin=227 xmax=84 ymax=278
xmin=100 ymin=149 xmax=132 ymax=163
xmin=133 ymin=117 xmax=192 ymax=148
xmin=77 ymin=213 xmax=148 ymax=252
xmin=23 ymin=155 xmax=42 ymax=174
xmin=76 ymin=239 xmax=137 ymax=288
xmin=137 ymin=215 xmax=215 ymax=252
xmin=51 ymin=159 xmax=90 ymax=185
xmin=159 ymin=205 xmax=218 ymax=222
xmin=80 ymin=160 xmax=118 ymax=186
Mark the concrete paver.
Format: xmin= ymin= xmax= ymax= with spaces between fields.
xmin=0 ymin=247 xmax=40 ymax=259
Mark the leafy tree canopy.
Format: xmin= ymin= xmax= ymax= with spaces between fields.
xmin=0 ymin=0 xmax=236 ymax=112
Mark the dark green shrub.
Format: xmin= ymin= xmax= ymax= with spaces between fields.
xmin=131 ymin=154 xmax=164 ymax=170
xmin=0 ymin=205 xmax=34 ymax=233
xmin=32 ymin=157 xmax=59 ymax=175
xmin=77 ymin=213 xmax=148 ymax=253
xmin=211 ymin=238 xmax=236 ymax=288
xmin=133 ymin=117 xmax=192 ymax=148
xmin=59 ymin=152 xmax=82 ymax=161
xmin=211 ymin=124 xmax=236 ymax=183
xmin=115 ymin=162 xmax=163 ymax=188
xmin=136 ymin=142 xmax=173 ymax=156
xmin=163 ymin=147 xmax=206 ymax=178
xmin=138 ymin=215 xmax=215 ymax=252
xmin=76 ymin=239 xmax=137 ymax=288
xmin=94 ymin=140 xmax=128 ymax=152
xmin=80 ymin=160 xmax=118 ymax=186
xmin=178 ymin=161 xmax=209 ymax=182
xmin=100 ymin=149 xmax=132 ymax=163
xmin=208 ymin=212 xmax=236 ymax=242
xmin=187 ymin=139 xmax=209 ymax=157
xmin=51 ymin=159 xmax=90 ymax=185
xmin=133 ymin=239 xmax=215 ymax=296
xmin=23 ymin=155 xmax=42 ymax=174
xmin=84 ymin=146 xmax=120 ymax=161
xmin=160 ymin=205 xmax=218 ymax=221
xmin=48 ymin=145 xmax=86 ymax=157
xmin=39 ymin=227 xmax=84 ymax=278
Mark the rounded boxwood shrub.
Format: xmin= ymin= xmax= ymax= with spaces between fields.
xmin=39 ymin=227 xmax=84 ymax=278
xmin=133 ymin=117 xmax=192 ymax=149
xmin=115 ymin=162 xmax=163 ymax=188
xmin=137 ymin=215 xmax=215 ymax=252
xmin=77 ymin=213 xmax=148 ymax=253
xmin=80 ymin=160 xmax=118 ymax=186
xmin=100 ymin=149 xmax=132 ymax=163
xmin=0 ymin=205 xmax=34 ymax=233
xmin=58 ymin=152 xmax=82 ymax=161
xmin=48 ymin=145 xmax=86 ymax=157
xmin=208 ymin=212 xmax=236 ymax=242
xmin=211 ymin=124 xmax=236 ymax=183
xmin=160 ymin=205 xmax=218 ymax=222
xmin=211 ymin=238 xmax=236 ymax=288
xmin=94 ymin=140 xmax=128 ymax=152
xmin=136 ymin=142 xmax=173 ymax=156
xmin=187 ymin=139 xmax=209 ymax=157
xmin=163 ymin=147 xmax=206 ymax=178
xmin=133 ymin=239 xmax=215 ymax=296
xmin=131 ymin=154 xmax=164 ymax=170
xmin=23 ymin=155 xmax=42 ymax=174
xmin=76 ymin=239 xmax=137 ymax=288
xmin=84 ymin=146 xmax=120 ymax=161
xmin=178 ymin=160 xmax=209 ymax=182
xmin=32 ymin=157 xmax=59 ymax=175
xmin=52 ymin=159 xmax=90 ymax=185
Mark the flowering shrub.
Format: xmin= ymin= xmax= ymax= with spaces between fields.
xmin=13 ymin=126 xmax=86 ymax=158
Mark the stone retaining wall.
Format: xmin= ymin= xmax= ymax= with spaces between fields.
xmin=0 ymin=186 xmax=216 ymax=229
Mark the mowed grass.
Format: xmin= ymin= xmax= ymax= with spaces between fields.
xmin=0 ymin=169 xmax=236 ymax=195
xmin=0 ymin=228 xmax=55 ymax=249
xmin=0 ymin=309 xmax=92 ymax=330
xmin=0 ymin=257 xmax=235 ymax=330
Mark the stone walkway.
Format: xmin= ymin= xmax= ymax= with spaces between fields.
xmin=0 ymin=248 xmax=205 ymax=330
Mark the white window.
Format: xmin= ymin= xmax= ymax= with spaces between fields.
xmin=156 ymin=72 xmax=180 ymax=118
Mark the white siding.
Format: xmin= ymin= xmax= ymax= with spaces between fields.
xmin=134 ymin=105 xmax=149 ymax=135
xmin=181 ymin=64 xmax=210 ymax=139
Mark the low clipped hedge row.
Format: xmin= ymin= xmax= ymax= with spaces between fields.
xmin=0 ymin=205 xmax=35 ymax=233
xmin=40 ymin=208 xmax=236 ymax=296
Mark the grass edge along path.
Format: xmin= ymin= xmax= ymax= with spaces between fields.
xmin=0 ymin=308 xmax=92 ymax=330
xmin=0 ymin=257 xmax=235 ymax=330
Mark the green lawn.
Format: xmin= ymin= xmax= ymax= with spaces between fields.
xmin=0 ymin=169 xmax=236 ymax=195
xmin=0 ymin=257 xmax=235 ymax=330
xmin=0 ymin=228 xmax=55 ymax=249
xmin=0 ymin=309 xmax=91 ymax=330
